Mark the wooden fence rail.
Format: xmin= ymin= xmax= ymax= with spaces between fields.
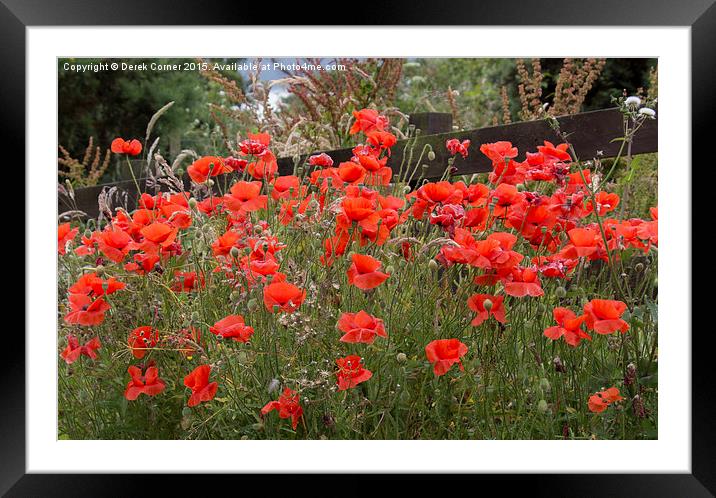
xmin=59 ymin=108 xmax=657 ymax=219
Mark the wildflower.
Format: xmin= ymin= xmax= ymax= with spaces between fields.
xmin=263 ymin=281 xmax=306 ymax=313
xmin=187 ymin=156 xmax=232 ymax=183
xmin=583 ymin=299 xmax=629 ymax=334
xmin=261 ymin=387 xmax=303 ymax=429
xmin=210 ymin=315 xmax=254 ymax=342
xmin=446 ymin=138 xmax=470 ymax=158
xmin=58 ymin=223 xmax=78 ymax=255
xmin=60 ymin=335 xmax=101 ymax=364
xmin=425 ymin=339 xmax=468 ymax=376
xmin=308 ymin=152 xmax=334 ymax=168
xmin=336 ymin=355 xmax=373 ymax=391
xmin=111 ymin=137 xmax=142 ymax=156
xmin=172 ymin=271 xmax=205 ymax=293
xmin=503 ymin=267 xmax=544 ymax=297
xmin=588 ymin=387 xmax=624 ymax=413
xmin=184 ymin=364 xmax=218 ymax=407
xmin=64 ymin=294 xmax=110 ymax=326
xmin=68 ymin=272 xmax=125 ymax=297
xmin=467 ymin=294 xmax=506 ymax=326
xmin=223 ymin=181 xmax=268 ymax=213
xmin=638 ymin=107 xmax=656 ymax=118
xmin=350 ymin=108 xmax=389 ymax=135
xmin=336 ymin=310 xmax=387 ymax=344
xmin=543 ymin=307 xmax=591 ymax=347
xmin=346 ymin=253 xmax=390 ymax=290
xmin=128 ymin=326 xmax=160 ymax=359
xmin=124 ymin=365 xmax=166 ymax=400
xmin=625 ymin=96 xmax=641 ymax=108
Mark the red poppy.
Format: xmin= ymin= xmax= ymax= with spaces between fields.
xmin=177 ymin=327 xmax=202 ymax=359
xmin=308 ymin=153 xmax=334 ymax=168
xmin=446 ymin=138 xmax=470 ymax=158
xmin=96 ymin=227 xmax=133 ymax=263
xmin=337 ymin=310 xmax=387 ymax=344
xmin=346 ymin=253 xmax=390 ymax=290
xmin=336 ymin=355 xmax=373 ymax=391
xmin=184 ymin=364 xmax=218 ymax=407
xmin=64 ymin=294 xmax=110 ymax=326
xmin=68 ymin=272 xmax=125 ymax=297
xmin=223 ymin=181 xmax=268 ymax=213
xmin=503 ymin=267 xmax=544 ymax=297
xmin=586 ymin=191 xmax=620 ymax=216
xmin=588 ymin=387 xmax=624 ymax=413
xmin=140 ymin=222 xmax=178 ymax=248
xmin=60 ymin=334 xmax=101 ymax=364
xmin=480 ymin=141 xmax=518 ymax=164
xmin=128 ymin=326 xmax=160 ymax=359
xmin=466 ymin=294 xmax=506 ymax=326
xmin=350 ymin=108 xmax=389 ymax=135
xmin=263 ymin=281 xmax=306 ymax=313
xmin=425 ymin=339 xmax=468 ymax=376
xmin=210 ymin=315 xmax=254 ymax=342
xmin=261 ymin=387 xmax=303 ymax=430
xmin=583 ymin=299 xmax=630 ymax=334
xmin=544 ymin=307 xmax=591 ymax=347
xmin=124 ymin=365 xmax=166 ymax=400
xmin=172 ymin=271 xmax=205 ymax=292
xmin=187 ymin=156 xmax=232 ymax=183
xmin=58 ymin=223 xmax=78 ymax=255
xmin=111 ymin=137 xmax=142 ymax=156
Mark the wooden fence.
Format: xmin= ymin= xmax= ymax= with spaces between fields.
xmin=59 ymin=108 xmax=657 ymax=219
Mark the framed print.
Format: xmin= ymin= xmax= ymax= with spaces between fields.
xmin=6 ymin=0 xmax=711 ymax=494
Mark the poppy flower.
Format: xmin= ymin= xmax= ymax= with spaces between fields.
xmin=336 ymin=355 xmax=373 ymax=391
xmin=128 ymin=326 xmax=160 ymax=359
xmin=588 ymin=387 xmax=624 ymax=413
xmin=308 ymin=153 xmax=334 ymax=168
xmin=543 ymin=307 xmax=591 ymax=347
xmin=425 ymin=339 xmax=468 ymax=376
xmin=124 ymin=365 xmax=166 ymax=400
xmin=111 ymin=137 xmax=142 ymax=156
xmin=337 ymin=310 xmax=387 ymax=344
xmin=172 ymin=271 xmax=204 ymax=292
xmin=187 ymin=156 xmax=232 ymax=183
xmin=64 ymin=294 xmax=110 ymax=326
xmin=446 ymin=138 xmax=470 ymax=158
xmin=96 ymin=227 xmax=133 ymax=263
xmin=58 ymin=223 xmax=78 ymax=255
xmin=247 ymin=151 xmax=278 ymax=182
xmin=223 ymin=181 xmax=268 ymax=213
xmin=480 ymin=141 xmax=518 ymax=164
xmin=263 ymin=281 xmax=306 ymax=313
xmin=346 ymin=254 xmax=390 ymax=290
xmin=350 ymin=108 xmax=389 ymax=135
xmin=140 ymin=222 xmax=178 ymax=248
xmin=466 ymin=294 xmax=506 ymax=326
xmin=261 ymin=387 xmax=303 ymax=430
xmin=210 ymin=315 xmax=254 ymax=342
xmin=184 ymin=364 xmax=218 ymax=407
xmin=68 ymin=272 xmax=125 ymax=297
xmin=503 ymin=267 xmax=544 ymax=297
xmin=60 ymin=334 xmax=101 ymax=364
xmin=177 ymin=327 xmax=202 ymax=359
xmin=583 ymin=299 xmax=630 ymax=334
xmin=586 ymin=191 xmax=620 ymax=216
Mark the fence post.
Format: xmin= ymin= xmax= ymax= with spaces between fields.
xmin=408 ymin=112 xmax=453 ymax=135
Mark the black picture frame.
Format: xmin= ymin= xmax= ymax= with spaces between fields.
xmin=5 ymin=0 xmax=709 ymax=494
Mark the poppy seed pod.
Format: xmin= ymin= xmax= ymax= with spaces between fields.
xmin=206 ymin=179 xmax=215 ymax=187
xmin=230 ymin=246 xmax=240 ymax=258
xmin=483 ymin=298 xmax=494 ymax=311
xmin=428 ymin=259 xmax=439 ymax=271
xmin=555 ymin=286 xmax=567 ymax=298
xmin=635 ymin=262 xmax=645 ymax=272
xmin=427 ymin=150 xmax=436 ymax=161
xmin=247 ymin=298 xmax=259 ymax=312
xmin=396 ymin=352 xmax=407 ymax=363
xmin=188 ymin=197 xmax=197 ymax=209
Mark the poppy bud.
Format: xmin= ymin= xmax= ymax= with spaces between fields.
xmin=230 ymin=246 xmax=240 ymax=259
xmin=428 ymin=259 xmax=439 ymax=271
xmin=182 ymin=407 xmax=192 ymax=417
xmin=539 ymin=378 xmax=551 ymax=394
xmin=191 ymin=311 xmax=200 ymax=322
xmin=84 ymin=229 xmax=92 ymax=238
xmin=483 ymin=298 xmax=494 ymax=311
xmin=516 ymin=183 xmax=525 ymax=191
xmin=252 ymin=422 xmax=264 ymax=432
xmin=427 ymin=150 xmax=436 ymax=161
xmin=247 ymin=298 xmax=259 ymax=312
xmin=396 ymin=352 xmax=407 ymax=363
xmin=188 ymin=197 xmax=197 ymax=209
xmin=206 ymin=179 xmax=214 ymax=187
xmin=385 ymin=265 xmax=395 ymax=275
xmin=537 ymin=399 xmax=549 ymax=414
xmin=622 ymin=310 xmax=631 ymax=321
xmin=555 ymin=286 xmax=567 ymax=298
